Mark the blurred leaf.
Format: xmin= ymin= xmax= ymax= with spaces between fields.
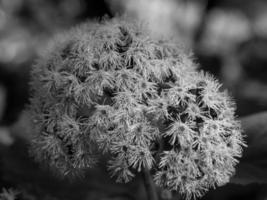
xmin=231 ymin=112 xmax=267 ymax=184
xmin=200 ymin=9 xmax=251 ymax=54
xmin=0 ymin=127 xmax=13 ymax=146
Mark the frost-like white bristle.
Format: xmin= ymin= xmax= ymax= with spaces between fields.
xmin=28 ymin=17 xmax=245 ymax=199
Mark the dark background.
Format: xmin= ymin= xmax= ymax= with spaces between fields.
xmin=0 ymin=0 xmax=267 ymax=199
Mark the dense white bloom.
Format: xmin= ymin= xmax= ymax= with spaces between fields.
xmin=28 ymin=17 xmax=245 ymax=199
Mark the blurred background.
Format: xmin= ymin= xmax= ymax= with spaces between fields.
xmin=0 ymin=0 xmax=267 ymax=199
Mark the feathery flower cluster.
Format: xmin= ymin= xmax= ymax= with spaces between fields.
xmin=28 ymin=17 xmax=245 ymax=199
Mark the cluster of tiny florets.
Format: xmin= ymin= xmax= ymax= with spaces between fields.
xmin=28 ymin=17 xmax=245 ymax=199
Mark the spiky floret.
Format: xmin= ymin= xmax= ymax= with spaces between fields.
xmin=28 ymin=17 xmax=245 ymax=199
xmin=152 ymin=72 xmax=245 ymax=199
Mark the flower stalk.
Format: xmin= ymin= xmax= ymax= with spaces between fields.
xmin=142 ymin=168 xmax=158 ymax=200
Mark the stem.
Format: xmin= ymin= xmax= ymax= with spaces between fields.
xmin=142 ymin=168 xmax=158 ymax=200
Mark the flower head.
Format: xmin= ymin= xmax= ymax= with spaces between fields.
xmin=28 ymin=17 xmax=245 ymax=199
